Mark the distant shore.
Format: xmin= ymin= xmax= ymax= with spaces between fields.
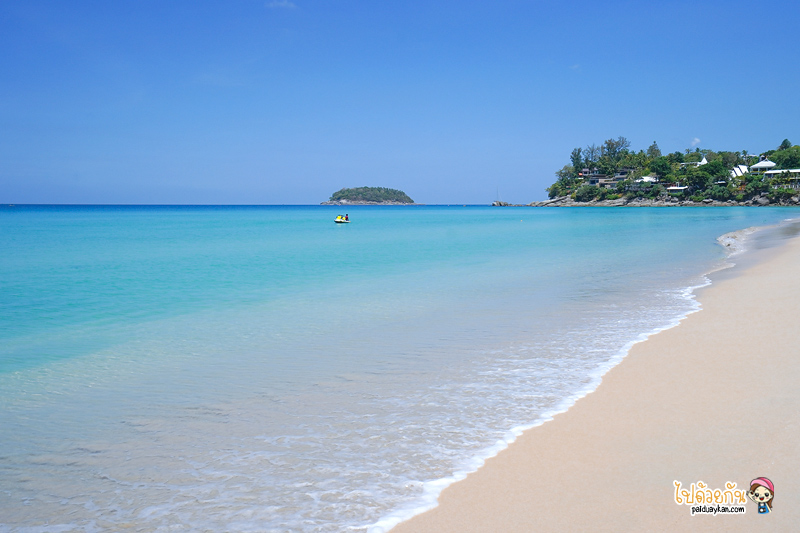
xmin=494 ymin=193 xmax=800 ymax=207
xmin=393 ymin=224 xmax=800 ymax=531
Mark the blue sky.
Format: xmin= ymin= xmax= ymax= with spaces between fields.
xmin=1 ymin=0 xmax=798 ymax=204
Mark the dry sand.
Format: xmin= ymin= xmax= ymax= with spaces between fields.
xmin=393 ymin=232 xmax=800 ymax=531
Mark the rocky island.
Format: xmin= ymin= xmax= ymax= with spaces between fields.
xmin=321 ymin=187 xmax=415 ymax=205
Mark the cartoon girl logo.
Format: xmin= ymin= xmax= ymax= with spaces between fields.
xmin=747 ymin=477 xmax=774 ymax=514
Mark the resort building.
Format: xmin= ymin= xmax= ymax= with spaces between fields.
xmin=680 ymin=156 xmax=708 ymax=168
xmin=765 ymin=169 xmax=800 ymax=189
xmin=580 ymin=168 xmax=606 ymax=186
xmin=730 ymin=164 xmax=749 ymax=178
xmin=750 ymin=158 xmax=777 ymax=174
xmin=625 ymin=175 xmax=659 ymax=193
xmin=581 ymin=167 xmax=637 ymax=189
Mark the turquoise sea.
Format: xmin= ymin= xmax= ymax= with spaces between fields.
xmin=0 ymin=205 xmax=796 ymax=531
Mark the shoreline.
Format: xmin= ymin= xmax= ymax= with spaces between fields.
xmin=369 ymin=280 xmax=710 ymax=533
xmin=389 ymin=221 xmax=800 ymax=531
xmin=496 ymin=196 xmax=797 ymax=207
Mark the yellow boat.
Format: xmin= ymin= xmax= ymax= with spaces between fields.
xmin=334 ymin=215 xmax=350 ymax=223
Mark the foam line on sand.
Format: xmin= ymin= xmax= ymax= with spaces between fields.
xmin=392 ymin=230 xmax=800 ymax=531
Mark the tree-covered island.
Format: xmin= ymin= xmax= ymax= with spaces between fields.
xmin=536 ymin=137 xmax=800 ymax=206
xmin=322 ymin=187 xmax=415 ymax=205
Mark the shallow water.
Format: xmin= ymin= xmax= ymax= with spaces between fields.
xmin=0 ymin=205 xmax=796 ymax=531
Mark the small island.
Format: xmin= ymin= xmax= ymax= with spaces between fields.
xmin=321 ymin=186 xmax=415 ymax=205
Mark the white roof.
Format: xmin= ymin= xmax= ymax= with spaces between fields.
xmin=750 ymin=159 xmax=777 ymax=170
xmin=731 ymin=165 xmax=750 ymax=178
xmin=699 ymin=156 xmax=708 ymax=165
xmin=764 ymin=169 xmax=800 ymax=175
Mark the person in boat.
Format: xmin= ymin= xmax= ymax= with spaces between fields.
xmin=345 ymin=214 xmax=349 ymax=221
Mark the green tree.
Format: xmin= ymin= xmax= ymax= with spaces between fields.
xmin=772 ymin=146 xmax=800 ymax=169
xmin=704 ymin=160 xmax=729 ymax=181
xmin=743 ymin=173 xmax=770 ymax=198
xmin=667 ymin=151 xmax=685 ymax=164
xmin=650 ymin=156 xmax=671 ymax=178
xmin=718 ymin=151 xmax=741 ymax=169
xmin=619 ymin=151 xmax=647 ymax=170
xmin=547 ymin=165 xmax=579 ymax=198
xmin=597 ymin=156 xmax=616 ymax=177
xmin=779 ymin=139 xmax=792 ymax=151
xmin=646 ymin=141 xmax=662 ymax=160
xmin=707 ymin=184 xmax=732 ymax=201
xmin=601 ymin=136 xmax=631 ymax=163
xmin=582 ymin=144 xmax=600 ymax=166
xmin=684 ymin=151 xmax=703 ymax=163
xmin=555 ymin=165 xmax=575 ymax=180
xmin=684 ymin=166 xmax=712 ymax=190
xmin=569 ymin=148 xmax=583 ymax=174
xmin=574 ymin=184 xmax=601 ymax=202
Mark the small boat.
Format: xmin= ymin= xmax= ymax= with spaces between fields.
xmin=334 ymin=215 xmax=350 ymax=223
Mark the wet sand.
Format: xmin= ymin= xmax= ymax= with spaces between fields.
xmin=393 ymin=232 xmax=800 ymax=531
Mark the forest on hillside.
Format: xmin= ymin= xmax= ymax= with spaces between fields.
xmin=547 ymin=137 xmax=800 ymax=203
xmin=329 ymin=187 xmax=414 ymax=203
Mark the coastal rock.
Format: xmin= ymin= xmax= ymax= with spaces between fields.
xmin=522 ymin=194 xmax=799 ymax=208
xmin=609 ymin=199 xmax=628 ymax=206
xmin=528 ymin=196 xmax=570 ymax=207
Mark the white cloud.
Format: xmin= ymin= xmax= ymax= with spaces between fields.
xmin=267 ymin=0 xmax=296 ymax=8
xmin=690 ymin=137 xmax=701 ymax=147
xmin=570 ymin=64 xmax=580 ymax=70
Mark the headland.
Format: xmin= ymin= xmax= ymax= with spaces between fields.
xmin=515 ymin=137 xmax=800 ymax=207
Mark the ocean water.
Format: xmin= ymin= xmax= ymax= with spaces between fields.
xmin=0 ymin=205 xmax=795 ymax=531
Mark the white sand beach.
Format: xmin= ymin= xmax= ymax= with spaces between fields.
xmin=394 ymin=231 xmax=800 ymax=531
